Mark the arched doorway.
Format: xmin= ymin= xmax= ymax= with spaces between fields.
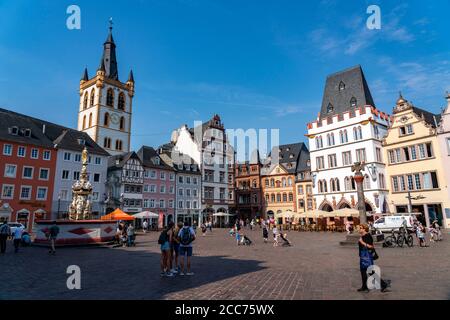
xmin=338 ymin=202 xmax=351 ymax=209
xmin=365 ymin=202 xmax=374 ymax=213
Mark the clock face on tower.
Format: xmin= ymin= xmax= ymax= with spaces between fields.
xmin=110 ymin=113 xmax=120 ymax=124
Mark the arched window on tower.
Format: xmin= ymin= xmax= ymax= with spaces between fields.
xmin=83 ymin=92 xmax=88 ymax=110
xmin=106 ymin=88 xmax=114 ymax=107
xmin=104 ymin=113 xmax=110 ymax=127
xmin=335 ymin=178 xmax=340 ymax=192
xmin=115 ymin=139 xmax=123 ymax=151
xmin=88 ymin=113 xmax=92 ymax=127
xmin=327 ymin=103 xmax=334 ymax=114
xmin=364 ymin=174 xmax=371 ymax=190
xmin=118 ymin=92 xmax=125 ymax=111
xmin=350 ymin=97 xmax=357 ymax=108
xmin=119 ymin=116 xmax=125 ymax=130
xmin=330 ymin=179 xmax=335 ymax=192
xmin=90 ymin=89 xmax=95 ymax=106
xmin=82 ymin=115 xmax=86 ymax=129
xmin=103 ymin=137 xmax=111 ymax=149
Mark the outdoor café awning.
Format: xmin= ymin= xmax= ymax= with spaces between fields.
xmin=299 ymin=209 xmax=332 ymax=218
xmin=101 ymin=208 xmax=135 ymax=221
xmin=275 ymin=211 xmax=295 ymax=219
xmin=213 ymin=212 xmax=233 ymax=217
xmin=332 ymin=208 xmax=360 ymax=217
xmin=133 ymin=211 xmax=159 ymax=219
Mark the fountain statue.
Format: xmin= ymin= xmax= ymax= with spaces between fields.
xmin=69 ymin=147 xmax=93 ymax=220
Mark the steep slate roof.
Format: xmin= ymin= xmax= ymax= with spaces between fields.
xmin=0 ymin=108 xmax=108 ymax=155
xmin=137 ymin=146 xmax=174 ymax=171
xmin=320 ymin=65 xmax=375 ymax=120
xmin=264 ymin=142 xmax=309 ymax=174
xmin=158 ymin=144 xmax=201 ymax=175
xmin=412 ymin=106 xmax=441 ymax=128
xmin=107 ymin=151 xmax=140 ymax=170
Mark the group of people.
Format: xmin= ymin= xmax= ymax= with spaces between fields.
xmin=158 ymin=221 xmax=196 ymax=277
xmin=115 ymin=221 xmax=135 ymax=247
xmin=200 ymin=220 xmax=213 ymax=236
xmin=0 ymin=221 xmax=58 ymax=254
xmin=229 ymin=219 xmax=292 ymax=247
xmin=413 ymin=219 xmax=442 ymax=247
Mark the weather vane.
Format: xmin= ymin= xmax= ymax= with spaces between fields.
xmin=109 ymin=17 xmax=113 ymax=30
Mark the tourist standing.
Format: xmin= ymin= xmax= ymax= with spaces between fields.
xmin=127 ymin=223 xmax=135 ymax=247
xmin=0 ymin=222 xmax=10 ymax=254
xmin=48 ymin=221 xmax=60 ymax=255
xmin=178 ymin=221 xmax=196 ymax=276
xmin=272 ymin=224 xmax=279 ymax=247
xmin=13 ymin=226 xmax=23 ymax=253
xmin=170 ymin=222 xmax=182 ymax=274
xmin=416 ymin=223 xmax=427 ymax=247
xmin=159 ymin=223 xmax=174 ymax=277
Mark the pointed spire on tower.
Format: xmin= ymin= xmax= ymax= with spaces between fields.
xmin=81 ymin=67 xmax=89 ymax=81
xmin=99 ymin=18 xmax=119 ymax=80
xmin=127 ymin=69 xmax=134 ymax=83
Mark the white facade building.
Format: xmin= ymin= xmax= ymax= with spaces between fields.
xmin=307 ymin=66 xmax=391 ymax=214
xmin=166 ymin=115 xmax=229 ymax=222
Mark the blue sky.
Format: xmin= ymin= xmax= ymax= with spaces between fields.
xmin=1 ymin=0 xmax=449 ymax=155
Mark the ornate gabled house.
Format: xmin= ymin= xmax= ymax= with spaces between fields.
xmin=307 ymin=66 xmax=391 ymax=215
xmin=261 ymin=142 xmax=310 ymax=220
xmin=77 ymin=24 xmax=135 ymax=156
xmin=166 ymin=115 xmax=229 ymax=223
xmin=384 ymin=93 xmax=449 ymax=228
xmin=106 ymin=152 xmax=144 ymax=214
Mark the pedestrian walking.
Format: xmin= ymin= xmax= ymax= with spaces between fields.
xmin=142 ymin=220 xmax=148 ymax=233
xmin=272 ymin=224 xmax=279 ymax=247
xmin=262 ymin=221 xmax=268 ymax=243
xmin=357 ymin=224 xmax=390 ymax=293
xmin=13 ymin=226 xmax=23 ymax=253
xmin=0 ymin=222 xmax=10 ymax=254
xmin=201 ymin=223 xmax=207 ymax=236
xmin=178 ymin=221 xmax=196 ymax=276
xmin=48 ymin=221 xmax=60 ymax=255
xmin=416 ymin=223 xmax=427 ymax=247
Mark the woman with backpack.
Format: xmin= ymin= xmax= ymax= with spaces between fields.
xmin=159 ymin=223 xmax=174 ymax=277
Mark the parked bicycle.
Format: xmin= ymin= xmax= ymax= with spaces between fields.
xmin=383 ymin=228 xmax=413 ymax=248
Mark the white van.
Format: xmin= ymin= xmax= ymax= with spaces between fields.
xmin=373 ymin=215 xmax=415 ymax=232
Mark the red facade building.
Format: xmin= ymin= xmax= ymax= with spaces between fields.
xmin=0 ymin=109 xmax=57 ymax=231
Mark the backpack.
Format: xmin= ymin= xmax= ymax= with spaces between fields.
xmin=180 ymin=227 xmax=193 ymax=245
xmin=158 ymin=230 xmax=168 ymax=245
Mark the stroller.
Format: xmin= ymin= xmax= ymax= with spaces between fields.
xmin=241 ymin=235 xmax=253 ymax=246
xmin=279 ymin=233 xmax=292 ymax=247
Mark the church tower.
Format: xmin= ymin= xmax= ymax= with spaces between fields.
xmin=77 ymin=23 xmax=135 ymax=156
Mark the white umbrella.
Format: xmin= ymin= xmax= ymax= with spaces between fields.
xmin=133 ymin=211 xmax=159 ymax=219
xmin=213 ymin=212 xmax=233 ymax=217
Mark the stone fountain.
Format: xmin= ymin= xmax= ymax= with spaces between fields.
xmin=34 ymin=148 xmax=116 ymax=246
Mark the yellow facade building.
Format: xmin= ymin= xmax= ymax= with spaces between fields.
xmin=383 ymin=94 xmax=450 ymax=228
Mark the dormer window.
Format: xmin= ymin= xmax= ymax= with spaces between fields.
xmin=23 ymin=129 xmax=31 ymax=137
xmin=9 ymin=126 xmax=19 ymax=135
xmin=154 ymin=157 xmax=160 ymax=165
xmin=78 ymin=138 xmax=86 ymax=146
xmin=350 ymin=97 xmax=357 ymax=108
xmin=327 ymin=103 xmax=334 ymax=114
xmin=339 ymin=81 xmax=345 ymax=91
xmin=289 ymin=154 xmax=294 ymax=159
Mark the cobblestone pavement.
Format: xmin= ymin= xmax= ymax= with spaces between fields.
xmin=1 ymin=228 xmax=449 ymax=300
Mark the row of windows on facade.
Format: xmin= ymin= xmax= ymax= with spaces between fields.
xmin=203 ymin=187 xmax=226 ymax=199
xmin=387 ymin=143 xmax=434 ymax=164
xmin=238 ymin=194 xmax=259 ymax=204
xmin=62 ymin=151 xmax=103 ymax=165
xmin=57 ymin=189 xmax=100 ymax=202
xmin=4 ymin=165 xmax=50 ymax=181
xmin=61 ymin=170 xmax=101 ymax=183
xmin=264 ymin=192 xmax=295 ymax=203
xmin=391 ymin=171 xmax=439 ymax=192
xmin=1 ymin=184 xmax=48 ymax=201
xmin=315 ymin=126 xmax=377 ymax=149
xmin=3 ymin=144 xmax=51 ymax=160
xmin=123 ymin=198 xmax=200 ymax=210
xmin=83 ymin=89 xmax=126 ymax=110
xmin=316 ymin=174 xmax=387 ymax=193
xmin=263 ymin=177 xmax=294 ymax=188
xmin=82 ymin=113 xmax=126 ymax=131
xmin=204 ymin=170 xmax=226 ymax=183
xmin=315 ymin=148 xmax=382 ymax=170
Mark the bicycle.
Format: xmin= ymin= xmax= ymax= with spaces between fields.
xmin=383 ymin=228 xmax=414 ymax=248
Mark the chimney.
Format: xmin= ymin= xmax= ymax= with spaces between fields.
xmin=42 ymin=124 xmax=46 ymax=134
